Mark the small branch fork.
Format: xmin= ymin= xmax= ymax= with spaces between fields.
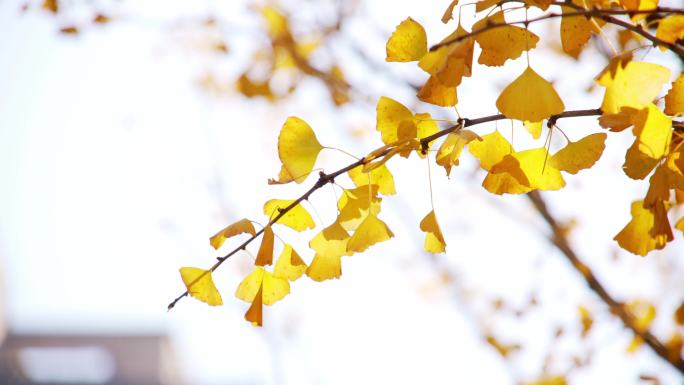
xmin=527 ymin=191 xmax=684 ymax=374
xmin=430 ymin=1 xmax=684 ymax=59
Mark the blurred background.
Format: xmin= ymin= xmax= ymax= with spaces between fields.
xmin=0 ymin=0 xmax=683 ymax=384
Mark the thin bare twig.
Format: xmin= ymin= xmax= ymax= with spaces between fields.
xmin=527 ymin=190 xmax=684 ymax=374
xmin=430 ymin=3 xmax=684 ymax=59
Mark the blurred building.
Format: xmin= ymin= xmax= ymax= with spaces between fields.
xmin=0 ymin=333 xmax=183 ymax=385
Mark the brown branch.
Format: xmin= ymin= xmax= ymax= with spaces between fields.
xmin=526 ymin=190 xmax=684 ymax=374
xmin=430 ymin=3 xmax=684 ymax=59
xmin=168 ymin=107 xmax=603 ymax=310
xmin=559 ymin=1 xmax=684 ymax=59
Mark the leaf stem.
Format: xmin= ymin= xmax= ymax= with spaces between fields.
xmin=324 ymin=146 xmax=361 ymax=160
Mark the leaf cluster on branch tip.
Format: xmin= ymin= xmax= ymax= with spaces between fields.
xmin=172 ymin=0 xmax=684 ymax=330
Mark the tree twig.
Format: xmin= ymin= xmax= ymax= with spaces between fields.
xmin=168 ymin=107 xmax=603 ymax=310
xmin=430 ymin=3 xmax=684 ymax=59
xmin=526 ymin=190 xmax=684 ymax=374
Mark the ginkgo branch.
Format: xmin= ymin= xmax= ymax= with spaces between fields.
xmin=527 ymin=190 xmax=684 ymax=374
xmin=168 ymin=107 xmax=602 ymax=310
xmin=430 ymin=3 xmax=684 ymax=59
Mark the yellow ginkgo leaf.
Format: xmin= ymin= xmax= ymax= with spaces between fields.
xmin=597 ymin=61 xmax=670 ymax=114
xmin=664 ymin=73 xmax=684 ymax=116
xmin=273 ymin=244 xmax=307 ymax=281
xmin=179 ymin=267 xmax=223 ymax=306
xmin=419 ymin=24 xmax=474 ymax=86
xmin=347 ymin=214 xmax=394 ymax=253
xmin=278 ymin=116 xmax=324 ymax=183
xmin=306 ymin=253 xmax=342 ymax=281
xmin=524 ymin=121 xmax=543 ymax=139
xmin=623 ymin=140 xmax=660 ymax=180
xmin=599 ymin=109 xmax=635 ymax=132
xmin=235 ymin=266 xmax=290 ymax=305
xmin=632 ymin=103 xmax=672 ymax=160
xmin=255 ymin=225 xmax=274 ymax=266
xmin=337 ymin=185 xmax=382 ymax=231
xmin=420 ymin=210 xmax=446 ymax=253
xmin=374 ymin=97 xmax=440 ymax=157
xmin=310 ymin=221 xmax=352 ymax=257
xmin=209 ymin=218 xmax=256 ymax=249
xmin=436 ymin=130 xmax=481 ymax=176
xmin=415 ymin=113 xmax=441 ymax=140
xmin=512 ymin=149 xmax=565 ymax=190
xmin=268 ymin=165 xmax=295 ymax=185
xmin=386 ymin=17 xmax=427 ymax=62
xmin=441 ymin=0 xmax=460 ymax=23
xmin=549 ymin=133 xmax=607 ymax=174
xmin=468 ymin=130 xmax=514 ymax=171
xmin=397 ymin=119 xmax=418 ymax=143
xmin=643 ymin=165 xmax=670 ymax=209
xmin=650 ymin=200 xmax=673 ymax=242
xmin=491 ymin=148 xmax=566 ymax=191
xmin=482 ymin=171 xmax=533 ymax=195
xmin=496 ymin=66 xmax=565 ymax=122
xmin=418 ymin=75 xmax=458 ymax=107
xmin=348 ymin=163 xmax=396 ymax=195
xmin=434 ymin=55 xmax=467 ymax=87
xmin=263 ymin=199 xmax=315 ymax=231
xmin=473 ymin=11 xmax=540 ymax=66
xmin=244 ymin=284 xmax=263 ymax=327
xmin=656 ymin=15 xmax=684 ymax=45
xmin=376 ymin=96 xmax=415 ymax=145
xmin=307 ymin=221 xmax=352 ymax=281
xmin=560 ymin=5 xmax=601 ymax=58
xmin=614 ymin=200 xmax=673 ymax=256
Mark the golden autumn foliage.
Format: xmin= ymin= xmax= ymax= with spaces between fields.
xmin=161 ymin=3 xmax=684 ymax=364
xmin=179 ymin=267 xmax=223 ymax=306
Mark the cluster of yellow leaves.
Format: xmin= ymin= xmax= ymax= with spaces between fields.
xmin=178 ymin=0 xmax=684 ymax=326
xmin=467 ymin=130 xmax=606 ymax=195
xmin=385 ymin=9 xmax=573 ymax=132
xmin=181 ymin=112 xmax=409 ymax=325
xmin=595 ymin=56 xmax=684 ymax=255
xmin=386 ymin=17 xmax=475 ymax=106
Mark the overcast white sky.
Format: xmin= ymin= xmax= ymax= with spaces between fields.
xmin=0 ymin=0 xmax=683 ymax=384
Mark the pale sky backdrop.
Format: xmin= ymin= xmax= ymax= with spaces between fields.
xmin=0 ymin=0 xmax=683 ymax=384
